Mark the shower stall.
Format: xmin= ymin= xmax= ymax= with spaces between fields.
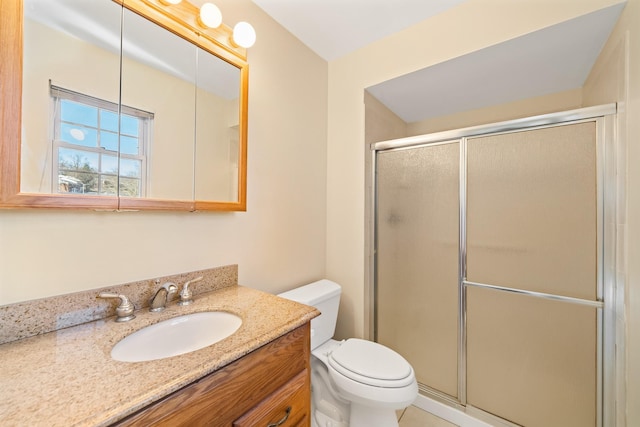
xmin=370 ymin=105 xmax=620 ymax=427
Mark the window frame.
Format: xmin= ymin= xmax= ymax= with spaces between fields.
xmin=50 ymin=84 xmax=152 ymax=197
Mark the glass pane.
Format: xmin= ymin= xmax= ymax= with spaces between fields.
xmin=57 ymin=174 xmax=88 ymax=194
xmin=100 ymin=130 xmax=118 ymax=152
xmin=376 ymin=142 xmax=460 ymax=398
xmin=120 ymin=114 xmax=139 ymax=137
xmin=101 ymin=154 xmax=118 ymax=174
xmin=119 ymin=177 xmax=141 ymax=197
xmin=61 ymin=100 xmax=97 ymax=127
xmin=57 ymin=171 xmax=98 ymax=194
xmin=101 ymin=110 xmax=119 ymax=132
xmin=466 ymin=122 xmax=597 ymax=300
xmin=467 ymin=286 xmax=597 ymax=427
xmin=59 ymin=147 xmax=98 ymax=172
xmin=100 ymin=175 xmax=118 ymax=196
xmin=119 ymin=158 xmax=141 ymax=178
xmin=60 ymin=123 xmax=97 ymax=148
xmin=120 ymin=135 xmax=139 ymax=155
xmin=73 ymin=172 xmax=99 ymax=194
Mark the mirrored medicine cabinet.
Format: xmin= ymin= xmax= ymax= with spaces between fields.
xmin=0 ymin=0 xmax=248 ymax=211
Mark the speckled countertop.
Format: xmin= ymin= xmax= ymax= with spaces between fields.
xmin=0 ymin=285 xmax=318 ymax=427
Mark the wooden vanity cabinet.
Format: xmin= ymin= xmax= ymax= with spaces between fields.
xmin=233 ymin=370 xmax=309 ymax=427
xmin=114 ymin=323 xmax=311 ymax=427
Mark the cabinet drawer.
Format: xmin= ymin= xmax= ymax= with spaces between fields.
xmin=233 ymin=370 xmax=309 ymax=427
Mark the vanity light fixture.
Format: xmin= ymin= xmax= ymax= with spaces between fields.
xmin=159 ymin=0 xmax=257 ymax=50
xmin=232 ymin=21 xmax=256 ymax=48
xmin=198 ymin=2 xmax=222 ymax=29
xmin=198 ymin=2 xmax=256 ymax=48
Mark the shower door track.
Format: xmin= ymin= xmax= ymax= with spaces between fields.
xmin=369 ymin=104 xmax=620 ymax=427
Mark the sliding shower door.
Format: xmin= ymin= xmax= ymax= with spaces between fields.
xmin=465 ymin=122 xmax=599 ymax=426
xmin=373 ymin=106 xmax=616 ymax=427
xmin=376 ymin=141 xmax=460 ymax=399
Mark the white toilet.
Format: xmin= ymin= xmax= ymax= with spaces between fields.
xmin=279 ymin=280 xmax=418 ymax=427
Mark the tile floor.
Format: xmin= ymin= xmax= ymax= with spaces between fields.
xmin=398 ymin=405 xmax=458 ymax=427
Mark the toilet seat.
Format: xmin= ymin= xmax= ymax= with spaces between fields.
xmin=328 ymin=338 xmax=415 ymax=388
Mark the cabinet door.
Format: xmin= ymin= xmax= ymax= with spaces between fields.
xmin=233 ymin=370 xmax=309 ymax=427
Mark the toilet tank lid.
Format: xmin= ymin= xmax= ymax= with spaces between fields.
xmin=278 ymin=279 xmax=341 ymax=305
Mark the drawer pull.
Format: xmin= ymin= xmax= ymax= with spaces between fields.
xmin=267 ymin=406 xmax=291 ymax=427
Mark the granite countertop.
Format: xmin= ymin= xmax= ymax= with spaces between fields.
xmin=0 ymin=285 xmax=318 ymax=427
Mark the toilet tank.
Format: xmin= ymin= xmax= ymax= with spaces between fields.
xmin=278 ymin=279 xmax=341 ymax=351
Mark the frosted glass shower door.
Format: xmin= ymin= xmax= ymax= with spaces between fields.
xmin=376 ymin=142 xmax=460 ymax=398
xmin=465 ymin=122 xmax=599 ymax=426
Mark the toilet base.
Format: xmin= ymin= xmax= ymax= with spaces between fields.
xmin=350 ymin=403 xmax=399 ymax=427
xmin=311 ymin=357 xmax=350 ymax=427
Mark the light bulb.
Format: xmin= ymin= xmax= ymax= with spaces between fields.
xmin=232 ymin=22 xmax=256 ymax=48
xmin=199 ymin=3 xmax=222 ymax=29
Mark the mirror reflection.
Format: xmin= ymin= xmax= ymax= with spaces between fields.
xmin=22 ymin=0 xmax=122 ymax=196
xmin=121 ymin=7 xmax=197 ymax=201
xmin=20 ymin=0 xmax=244 ymax=206
xmin=195 ymin=47 xmax=241 ymax=202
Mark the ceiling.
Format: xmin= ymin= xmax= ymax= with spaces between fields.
xmin=250 ymin=0 xmax=625 ymax=123
xmin=250 ymin=0 xmax=469 ymax=62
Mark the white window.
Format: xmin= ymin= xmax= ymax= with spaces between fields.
xmin=51 ymin=85 xmax=152 ymax=197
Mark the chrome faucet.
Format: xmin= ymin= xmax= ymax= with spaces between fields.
xmin=149 ymin=281 xmax=178 ymax=312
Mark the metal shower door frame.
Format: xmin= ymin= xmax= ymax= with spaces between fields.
xmin=369 ymin=104 xmax=620 ymax=427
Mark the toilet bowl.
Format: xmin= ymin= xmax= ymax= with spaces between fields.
xmin=279 ymin=280 xmax=417 ymax=427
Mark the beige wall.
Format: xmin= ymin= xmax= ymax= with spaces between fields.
xmin=365 ymin=87 xmax=583 ymax=140
xmin=0 ymin=0 xmax=328 ymax=304
xmin=194 ymin=89 xmax=238 ymax=201
xmin=583 ymin=0 xmax=640 ymax=424
xmin=406 ymin=88 xmax=583 ymax=135
xmin=326 ymin=0 xmax=624 ymax=342
xmin=363 ymin=91 xmax=407 ymax=144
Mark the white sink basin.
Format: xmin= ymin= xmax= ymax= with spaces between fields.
xmin=111 ymin=311 xmax=242 ymax=362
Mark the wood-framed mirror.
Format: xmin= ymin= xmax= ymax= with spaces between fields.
xmin=0 ymin=0 xmax=248 ymax=211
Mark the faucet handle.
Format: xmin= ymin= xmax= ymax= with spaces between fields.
xmin=98 ymin=292 xmax=136 ymax=322
xmin=164 ymin=282 xmax=178 ymax=296
xmin=160 ymin=282 xmax=178 ymax=303
xmin=178 ymin=276 xmax=204 ymax=306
